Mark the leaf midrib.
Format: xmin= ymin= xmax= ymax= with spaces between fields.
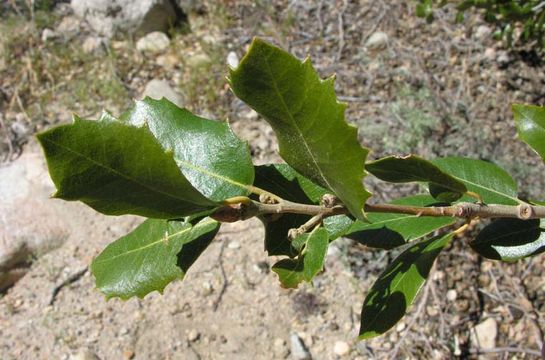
xmin=42 ymin=136 xmax=211 ymax=206
xmin=94 ymin=220 xmax=216 ymax=264
xmin=449 ymin=173 xmax=519 ymax=204
xmin=177 ymin=158 xmax=251 ymax=192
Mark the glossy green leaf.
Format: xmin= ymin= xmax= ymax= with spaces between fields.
xmin=122 ymin=97 xmax=254 ymax=201
xmin=345 ymin=195 xmax=456 ymax=249
xmin=359 ymin=232 xmax=453 ymax=339
xmin=366 ymin=155 xmax=467 ymax=202
xmin=272 ymin=227 xmax=329 ymax=288
xmin=230 ymin=38 xmax=371 ymax=220
xmin=432 ymin=157 xmax=519 ymax=205
xmin=471 ymin=218 xmax=545 ymax=261
xmin=513 ymin=104 xmax=545 ymax=163
xmin=91 ymin=218 xmax=219 ymax=299
xmin=37 ymin=117 xmax=216 ymax=218
xmin=254 ymin=164 xmax=353 ymax=256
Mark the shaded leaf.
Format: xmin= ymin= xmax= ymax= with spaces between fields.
xmin=432 ymin=157 xmax=519 ymax=205
xmin=37 ymin=117 xmax=216 ymax=218
xmin=513 ymin=104 xmax=545 ymax=163
xmin=122 ymin=97 xmax=254 ymax=201
xmin=254 ymin=164 xmax=352 ymax=256
xmin=272 ymin=227 xmax=329 ymax=288
xmin=366 ymin=155 xmax=467 ymax=202
xmin=359 ymin=233 xmax=453 ymax=339
xmin=472 ymin=218 xmax=545 ymax=261
xmin=346 ymin=195 xmax=456 ymax=249
xmin=91 ymin=218 xmax=219 ymax=299
xmin=230 ymin=38 xmax=370 ymax=220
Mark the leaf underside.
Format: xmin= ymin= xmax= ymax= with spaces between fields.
xmin=359 ymin=233 xmax=453 ymax=339
xmin=37 ymin=117 xmax=216 ymax=218
xmin=472 ymin=218 xmax=545 ymax=261
xmin=91 ymin=217 xmax=220 ymax=299
xmin=230 ymin=38 xmax=371 ymax=220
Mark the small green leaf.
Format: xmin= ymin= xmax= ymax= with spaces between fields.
xmin=513 ymin=104 xmax=545 ymax=163
xmin=345 ymin=195 xmax=456 ymax=249
xmin=37 ymin=117 xmax=216 ymax=218
xmin=431 ymin=157 xmax=519 ymax=205
xmin=359 ymin=232 xmax=453 ymax=339
xmin=91 ymin=218 xmax=219 ymax=299
xmin=122 ymin=98 xmax=255 ymax=201
xmin=230 ymin=38 xmax=371 ymax=220
xmin=366 ymin=155 xmax=467 ymax=202
xmin=471 ymin=218 xmax=545 ymax=261
xmin=254 ymin=164 xmax=352 ymax=256
xmin=272 ymin=227 xmax=329 ymax=288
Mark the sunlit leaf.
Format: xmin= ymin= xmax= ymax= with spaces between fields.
xmin=513 ymin=104 xmax=545 ymax=163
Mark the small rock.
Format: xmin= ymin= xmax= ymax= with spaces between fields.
xmin=201 ymin=281 xmax=213 ymax=296
xmin=82 ymin=36 xmax=104 ymax=54
xmin=41 ymin=28 xmax=57 ymax=42
xmin=470 ymin=318 xmax=498 ymax=350
xmin=10 ymin=120 xmax=29 ymax=140
xmin=136 ymin=31 xmax=170 ymax=53
xmin=56 ymin=16 xmax=80 ymax=34
xmin=333 ymin=341 xmax=350 ymax=357
xmin=156 ymin=54 xmax=178 ymax=69
xmin=395 ymin=322 xmax=406 ymax=332
xmin=187 ymin=329 xmax=200 ymax=342
xmin=240 ymin=109 xmax=258 ymax=121
xmin=483 ymin=48 xmax=496 ymax=61
xmin=365 ymin=31 xmax=389 ymax=50
xmin=290 ymin=332 xmax=312 ymax=360
xmin=446 ymin=289 xmax=457 ymax=302
xmin=497 ymin=51 xmax=510 ymax=66
xmin=142 ymin=79 xmax=184 ymax=107
xmin=119 ymin=327 xmax=129 ymax=335
xmin=228 ymin=241 xmax=241 ymax=249
xmin=122 ymin=349 xmax=135 ymax=359
xmin=474 ymin=25 xmax=492 ymax=40
xmin=71 ymin=349 xmax=101 ymax=360
xmin=227 ymin=51 xmax=239 ymax=68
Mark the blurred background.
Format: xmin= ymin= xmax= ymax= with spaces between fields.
xmin=1 ymin=0 xmax=545 ymax=359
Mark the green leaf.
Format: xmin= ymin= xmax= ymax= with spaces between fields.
xmin=513 ymin=104 xmax=545 ymax=163
xmin=359 ymin=232 xmax=453 ymax=339
xmin=431 ymin=157 xmax=519 ymax=205
xmin=122 ymin=97 xmax=254 ymax=201
xmin=229 ymin=38 xmax=371 ymax=220
xmin=37 ymin=117 xmax=216 ymax=218
xmin=91 ymin=218 xmax=219 ymax=299
xmin=272 ymin=227 xmax=329 ymax=288
xmin=345 ymin=195 xmax=455 ymax=249
xmin=254 ymin=164 xmax=353 ymax=256
xmin=471 ymin=218 xmax=545 ymax=261
xmin=366 ymin=155 xmax=467 ymax=202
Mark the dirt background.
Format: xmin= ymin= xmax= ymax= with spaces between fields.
xmin=1 ymin=1 xmax=545 ymax=359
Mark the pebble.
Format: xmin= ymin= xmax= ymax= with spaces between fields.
xmin=365 ymin=31 xmax=389 ymax=50
xmin=497 ymin=51 xmax=510 ymax=66
xmin=273 ymin=338 xmax=290 ymax=359
xmin=474 ymin=25 xmax=492 ymax=40
xmin=290 ymin=332 xmax=312 ymax=360
xmin=446 ymin=289 xmax=457 ymax=302
xmin=71 ymin=350 xmax=100 ymax=360
xmin=470 ymin=318 xmax=498 ymax=350
xmin=395 ymin=322 xmax=406 ymax=332
xmin=82 ymin=36 xmax=104 ymax=54
xmin=186 ymin=53 xmax=212 ymax=68
xmin=123 ymin=350 xmax=135 ymax=359
xmin=136 ymin=31 xmax=170 ymax=53
xmin=201 ymin=281 xmax=213 ymax=296
xmin=484 ymin=47 xmax=496 ymax=61
xmin=333 ymin=341 xmax=350 ymax=356
xmin=142 ymin=79 xmax=184 ymax=107
xmin=228 ymin=241 xmax=241 ymax=249
xmin=227 ymin=51 xmax=239 ymax=68
xmin=187 ymin=329 xmax=200 ymax=342
xmin=41 ymin=28 xmax=57 ymax=42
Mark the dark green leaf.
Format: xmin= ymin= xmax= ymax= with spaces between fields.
xmin=359 ymin=233 xmax=453 ymax=339
xmin=471 ymin=218 xmax=545 ymax=261
xmin=272 ymin=227 xmax=329 ymax=288
xmin=366 ymin=155 xmax=467 ymax=202
xmin=230 ymin=38 xmax=371 ymax=220
xmin=513 ymin=104 xmax=545 ymax=163
xmin=91 ymin=218 xmax=219 ymax=299
xmin=432 ymin=157 xmax=519 ymax=205
xmin=254 ymin=164 xmax=352 ymax=256
xmin=346 ymin=195 xmax=456 ymax=249
xmin=122 ymin=97 xmax=255 ymax=201
xmin=37 ymin=117 xmax=216 ymax=218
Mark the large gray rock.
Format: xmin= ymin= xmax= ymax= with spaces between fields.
xmin=0 ymin=148 xmax=68 ymax=290
xmin=71 ymin=0 xmax=180 ymax=38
